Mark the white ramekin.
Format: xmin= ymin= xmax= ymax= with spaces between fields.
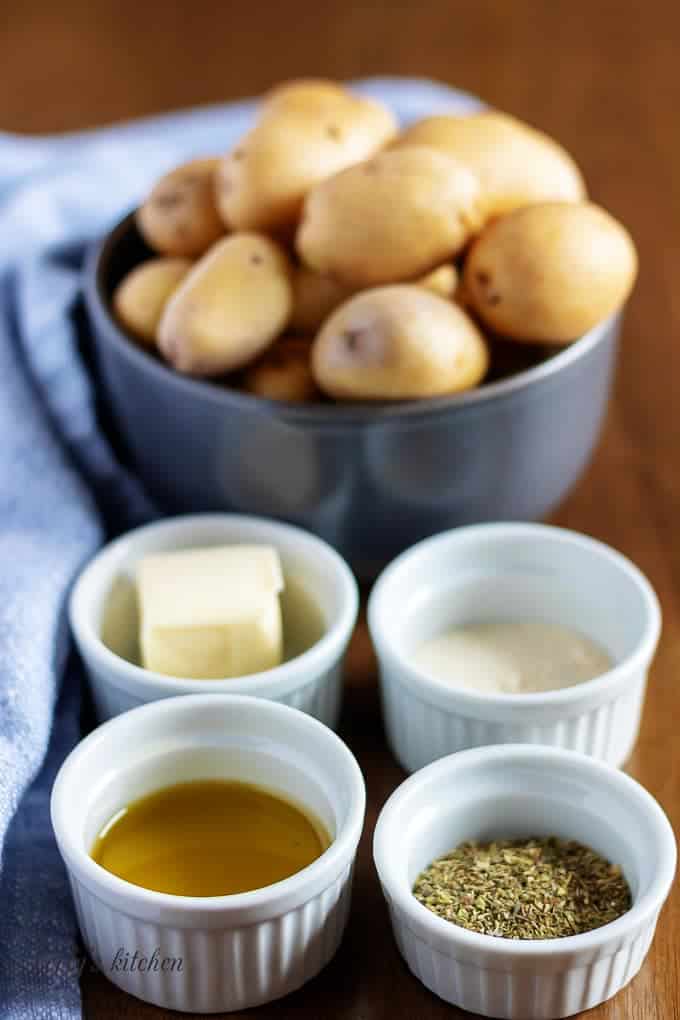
xmin=373 ymin=744 xmax=675 ymax=1020
xmin=368 ymin=523 xmax=661 ymax=772
xmin=70 ymin=514 xmax=358 ymax=727
xmin=51 ymin=693 xmax=366 ymax=1013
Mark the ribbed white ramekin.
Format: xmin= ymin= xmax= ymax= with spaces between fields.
xmin=51 ymin=694 xmax=365 ymax=1012
xmin=368 ymin=523 xmax=661 ymax=772
xmin=70 ymin=514 xmax=358 ymax=727
xmin=374 ymin=745 xmax=676 ymax=1020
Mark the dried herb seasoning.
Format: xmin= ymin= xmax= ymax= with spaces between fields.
xmin=412 ymin=836 xmax=632 ymax=939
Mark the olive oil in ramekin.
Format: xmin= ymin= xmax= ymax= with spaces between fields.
xmin=91 ymin=778 xmax=331 ymax=896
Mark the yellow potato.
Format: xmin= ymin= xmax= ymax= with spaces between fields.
xmin=242 ymin=336 xmax=319 ymax=402
xmin=215 ymin=98 xmax=397 ymax=232
xmin=311 ymin=285 xmax=489 ymax=400
xmin=113 ymin=257 xmax=192 ymax=345
xmin=463 ymin=201 xmax=638 ymax=343
xmin=417 ymin=264 xmax=459 ymax=300
xmin=297 ymin=147 xmax=482 ymax=288
xmin=136 ymin=158 xmax=224 ymax=257
xmin=157 ymin=233 xmax=292 ymax=376
xmin=290 ymin=266 xmax=354 ymax=333
xmin=391 ymin=111 xmax=585 ymax=219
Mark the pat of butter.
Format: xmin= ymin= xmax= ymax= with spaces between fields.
xmin=137 ymin=544 xmax=285 ymax=679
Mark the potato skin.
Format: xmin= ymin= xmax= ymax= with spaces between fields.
xmin=263 ymin=78 xmax=352 ymax=113
xmin=157 ymin=233 xmax=292 ymax=376
xmin=463 ymin=201 xmax=638 ymax=343
xmin=392 ymin=111 xmax=585 ymax=219
xmin=290 ymin=267 xmax=354 ymax=333
xmin=311 ymin=285 xmax=489 ymax=400
xmin=136 ymin=158 xmax=224 ymax=257
xmin=216 ymin=98 xmax=397 ymax=232
xmin=297 ymin=147 xmax=482 ymax=288
xmin=289 ymin=262 xmax=459 ymax=333
xmin=113 ymin=257 xmax=192 ymax=344
xmin=417 ymin=263 xmax=459 ymax=300
xmin=242 ymin=336 xmax=319 ymax=402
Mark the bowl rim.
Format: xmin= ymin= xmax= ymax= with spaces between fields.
xmin=85 ymin=211 xmax=620 ymax=429
xmin=367 ymin=521 xmax=661 ymax=712
xmin=51 ymin=693 xmax=366 ymax=918
xmin=69 ymin=513 xmax=359 ymax=696
xmin=373 ymin=743 xmax=677 ymax=958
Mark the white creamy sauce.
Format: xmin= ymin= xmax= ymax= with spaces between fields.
xmin=411 ymin=621 xmax=612 ymax=695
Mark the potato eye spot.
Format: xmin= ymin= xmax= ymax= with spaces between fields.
xmin=326 ymin=124 xmax=342 ymax=140
xmin=475 ymin=270 xmax=491 ymax=286
xmin=250 ymin=253 xmax=264 ymax=265
xmin=343 ymin=329 xmax=363 ymax=352
xmin=487 ymin=293 xmax=502 ymax=305
xmin=154 ymin=192 xmax=184 ymax=210
xmin=232 ymin=149 xmax=245 ymax=161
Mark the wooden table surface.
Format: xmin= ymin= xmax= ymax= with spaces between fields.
xmin=5 ymin=2 xmax=679 ymax=1018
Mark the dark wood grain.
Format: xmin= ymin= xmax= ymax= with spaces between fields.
xmin=4 ymin=2 xmax=679 ymax=1017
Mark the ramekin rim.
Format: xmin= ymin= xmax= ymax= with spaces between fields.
xmin=373 ymin=744 xmax=677 ymax=958
xmin=367 ymin=522 xmax=661 ymax=711
xmin=51 ymin=693 xmax=366 ymax=915
xmin=69 ymin=513 xmax=359 ymax=696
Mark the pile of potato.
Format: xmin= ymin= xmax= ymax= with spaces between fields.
xmin=113 ymin=79 xmax=638 ymax=402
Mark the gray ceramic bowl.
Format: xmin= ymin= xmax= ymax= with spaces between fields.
xmin=84 ymin=213 xmax=620 ymax=578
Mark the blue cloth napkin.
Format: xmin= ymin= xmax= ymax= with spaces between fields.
xmin=0 ymin=78 xmax=480 ymax=1018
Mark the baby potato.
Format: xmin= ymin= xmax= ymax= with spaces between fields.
xmin=311 ymin=285 xmax=489 ymax=400
xmin=157 ymin=233 xmax=292 ymax=376
xmin=417 ymin=263 xmax=459 ymax=300
xmin=242 ymin=336 xmax=319 ymax=402
xmin=391 ymin=111 xmax=585 ymax=219
xmin=290 ymin=266 xmax=354 ymax=333
xmin=463 ymin=201 xmax=638 ymax=343
xmin=136 ymin=158 xmax=224 ymax=257
xmin=216 ymin=98 xmax=397 ymax=232
xmin=113 ymin=257 xmax=192 ymax=344
xmin=297 ymin=147 xmax=482 ymax=288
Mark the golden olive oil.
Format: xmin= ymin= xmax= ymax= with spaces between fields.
xmin=91 ymin=779 xmax=330 ymax=896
